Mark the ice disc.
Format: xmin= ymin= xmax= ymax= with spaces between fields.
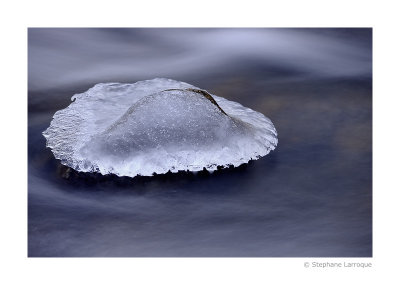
xmin=43 ymin=78 xmax=278 ymax=177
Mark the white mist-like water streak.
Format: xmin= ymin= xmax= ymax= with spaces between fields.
xmin=28 ymin=28 xmax=371 ymax=92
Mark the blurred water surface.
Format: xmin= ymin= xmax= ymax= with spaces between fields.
xmin=28 ymin=28 xmax=372 ymax=257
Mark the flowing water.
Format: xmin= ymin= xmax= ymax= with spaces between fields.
xmin=28 ymin=28 xmax=372 ymax=257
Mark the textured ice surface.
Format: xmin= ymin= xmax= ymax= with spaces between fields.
xmin=43 ymin=78 xmax=278 ymax=177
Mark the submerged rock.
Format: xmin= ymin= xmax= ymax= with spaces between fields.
xmin=43 ymin=78 xmax=278 ymax=177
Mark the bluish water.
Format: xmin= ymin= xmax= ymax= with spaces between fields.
xmin=28 ymin=28 xmax=372 ymax=257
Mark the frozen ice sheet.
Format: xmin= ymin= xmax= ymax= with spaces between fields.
xmin=43 ymin=78 xmax=278 ymax=177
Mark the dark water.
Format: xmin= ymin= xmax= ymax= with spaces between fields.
xmin=28 ymin=28 xmax=372 ymax=257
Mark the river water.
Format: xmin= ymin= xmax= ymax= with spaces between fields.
xmin=28 ymin=28 xmax=372 ymax=257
